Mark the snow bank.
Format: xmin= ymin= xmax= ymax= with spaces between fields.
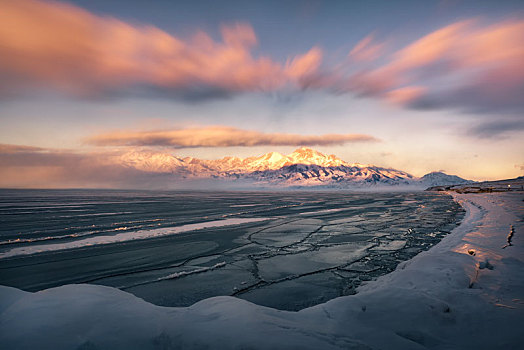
xmin=1 ymin=193 xmax=523 ymax=349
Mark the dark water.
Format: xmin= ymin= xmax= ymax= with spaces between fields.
xmin=0 ymin=189 xmax=464 ymax=310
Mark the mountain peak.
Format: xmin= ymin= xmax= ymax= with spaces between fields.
xmin=287 ymin=147 xmax=346 ymax=167
xmin=293 ymin=146 xmax=316 ymax=152
xmin=263 ymin=151 xmax=285 ymax=160
xmin=423 ymin=171 xmax=446 ymax=176
xmin=290 ymin=146 xmax=324 ymax=157
xmin=119 ymin=150 xmax=183 ymax=173
xmin=419 ymin=171 xmax=472 ymax=186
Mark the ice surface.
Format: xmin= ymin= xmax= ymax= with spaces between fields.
xmin=0 ymin=217 xmax=269 ymax=258
xmin=250 ymin=221 xmax=321 ymax=247
xmin=239 ymin=272 xmax=345 ymax=310
xmin=370 ymin=239 xmax=407 ymax=251
xmin=126 ymin=262 xmax=258 ymax=307
xmin=0 ymin=192 xmax=465 ymax=310
xmin=1 ymin=192 xmax=522 ymax=349
xmin=257 ymin=242 xmax=372 ymax=280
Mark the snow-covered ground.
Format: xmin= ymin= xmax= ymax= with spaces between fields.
xmin=1 ymin=193 xmax=522 ymax=349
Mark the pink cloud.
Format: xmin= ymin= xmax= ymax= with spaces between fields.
xmin=220 ymin=23 xmax=257 ymax=48
xmin=0 ymin=0 xmax=316 ymax=97
xmin=286 ymin=47 xmax=323 ymax=79
xmin=345 ymin=19 xmax=524 ymax=112
xmin=85 ymin=126 xmax=378 ymax=148
xmin=0 ymin=144 xmax=46 ymax=153
xmin=292 ymin=18 xmax=524 ymax=114
xmin=1 ymin=0 xmax=523 ymax=113
xmin=348 ymin=34 xmax=385 ymax=62
xmin=391 ymin=21 xmax=471 ymax=71
xmin=385 ymin=86 xmax=427 ymax=105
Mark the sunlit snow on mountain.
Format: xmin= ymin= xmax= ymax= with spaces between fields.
xmin=118 ymin=147 xmax=471 ymax=189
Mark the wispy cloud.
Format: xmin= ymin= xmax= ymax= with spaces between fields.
xmin=86 ymin=126 xmax=378 ymax=148
xmin=290 ymin=18 xmax=524 ymax=115
xmin=286 ymin=47 xmax=323 ymax=86
xmin=348 ymin=34 xmax=385 ymax=62
xmin=385 ymin=86 xmax=427 ymax=106
xmin=0 ymin=144 xmax=46 ymax=153
xmin=339 ymin=19 xmax=524 ymax=113
xmin=0 ymin=0 xmax=318 ymax=99
xmin=467 ymin=119 xmax=524 ymax=139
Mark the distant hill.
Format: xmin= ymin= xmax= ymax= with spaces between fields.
xmin=418 ymin=172 xmax=473 ymax=187
xmin=426 ymin=176 xmax=524 ymax=193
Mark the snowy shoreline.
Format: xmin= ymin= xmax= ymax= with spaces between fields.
xmin=1 ymin=192 xmax=522 ymax=349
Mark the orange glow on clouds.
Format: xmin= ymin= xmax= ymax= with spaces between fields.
xmin=392 ymin=21 xmax=472 ymax=70
xmin=1 ymin=0 xmax=523 ymax=112
xmin=385 ymin=86 xmax=427 ymax=105
xmin=348 ymin=34 xmax=385 ymax=62
xmin=85 ymin=126 xmax=377 ymax=148
xmin=0 ymin=0 xmax=318 ymax=96
xmin=351 ymin=19 xmax=524 ymax=109
xmin=286 ymin=47 xmax=323 ymax=79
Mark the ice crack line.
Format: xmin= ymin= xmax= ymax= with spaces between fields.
xmin=502 ymin=224 xmax=515 ymax=249
xmin=232 ymin=254 xmax=369 ymax=297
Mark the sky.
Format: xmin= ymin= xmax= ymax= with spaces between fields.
xmin=1 ymin=0 xmax=523 ymax=188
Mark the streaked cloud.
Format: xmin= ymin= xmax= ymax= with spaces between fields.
xmin=0 ymin=0 xmax=316 ymax=99
xmin=348 ymin=34 xmax=385 ymax=62
xmin=86 ymin=126 xmax=378 ymax=148
xmin=1 ymin=0 xmax=523 ymax=115
xmin=467 ymin=119 xmax=524 ymax=139
xmin=286 ymin=47 xmax=323 ymax=80
xmin=342 ymin=19 xmax=524 ymax=113
xmin=385 ymin=86 xmax=427 ymax=106
xmin=0 ymin=144 xmax=45 ymax=153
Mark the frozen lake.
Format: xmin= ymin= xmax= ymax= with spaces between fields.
xmin=0 ymin=190 xmax=464 ymax=310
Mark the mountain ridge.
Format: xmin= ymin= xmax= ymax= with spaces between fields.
xmin=117 ymin=147 xmax=472 ymax=188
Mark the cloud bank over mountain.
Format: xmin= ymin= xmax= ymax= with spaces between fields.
xmin=86 ymin=126 xmax=378 ymax=148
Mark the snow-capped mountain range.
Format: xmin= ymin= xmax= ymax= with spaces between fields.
xmin=117 ymin=147 xmax=471 ymax=188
